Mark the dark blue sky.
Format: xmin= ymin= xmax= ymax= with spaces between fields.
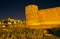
xmin=0 ymin=0 xmax=60 ymax=20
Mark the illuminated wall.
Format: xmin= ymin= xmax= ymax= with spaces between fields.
xmin=38 ymin=7 xmax=60 ymax=24
xmin=25 ymin=5 xmax=40 ymax=25
xmin=25 ymin=4 xmax=60 ymax=25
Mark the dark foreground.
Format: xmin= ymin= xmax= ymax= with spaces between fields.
xmin=0 ymin=25 xmax=60 ymax=39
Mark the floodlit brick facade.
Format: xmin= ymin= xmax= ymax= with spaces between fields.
xmin=25 ymin=5 xmax=40 ymax=25
xmin=25 ymin=5 xmax=60 ymax=25
xmin=39 ymin=7 xmax=60 ymax=24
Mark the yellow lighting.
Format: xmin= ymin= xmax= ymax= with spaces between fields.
xmin=39 ymin=7 xmax=60 ymax=22
xmin=25 ymin=5 xmax=40 ymax=25
xmin=25 ymin=4 xmax=60 ymax=26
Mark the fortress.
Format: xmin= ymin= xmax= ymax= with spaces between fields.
xmin=25 ymin=5 xmax=60 ymax=29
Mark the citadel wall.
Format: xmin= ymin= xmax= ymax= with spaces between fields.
xmin=25 ymin=5 xmax=60 ymax=26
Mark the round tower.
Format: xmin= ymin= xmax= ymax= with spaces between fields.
xmin=25 ymin=5 xmax=40 ymax=25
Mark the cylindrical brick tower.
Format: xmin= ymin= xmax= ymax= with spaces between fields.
xmin=25 ymin=5 xmax=40 ymax=25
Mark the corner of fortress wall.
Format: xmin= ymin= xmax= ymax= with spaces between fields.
xmin=25 ymin=4 xmax=60 ymax=26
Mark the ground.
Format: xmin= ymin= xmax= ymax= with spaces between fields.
xmin=0 ymin=24 xmax=60 ymax=39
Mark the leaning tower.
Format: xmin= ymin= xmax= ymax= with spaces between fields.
xmin=25 ymin=5 xmax=40 ymax=25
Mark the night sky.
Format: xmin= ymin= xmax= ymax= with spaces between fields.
xmin=0 ymin=0 xmax=60 ymax=20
